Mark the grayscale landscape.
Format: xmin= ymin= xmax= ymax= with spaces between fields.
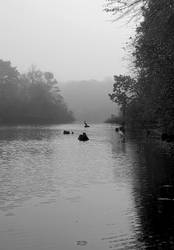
xmin=0 ymin=0 xmax=174 ymax=250
xmin=60 ymin=79 xmax=117 ymax=123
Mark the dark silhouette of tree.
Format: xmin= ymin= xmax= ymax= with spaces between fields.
xmin=0 ymin=60 xmax=20 ymax=122
xmin=109 ymin=75 xmax=136 ymax=123
xmin=0 ymin=60 xmax=74 ymax=124
xmin=106 ymin=0 xmax=174 ymax=133
xmin=133 ymin=0 xmax=174 ymax=131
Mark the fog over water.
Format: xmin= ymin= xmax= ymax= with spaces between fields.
xmin=60 ymin=78 xmax=118 ymax=122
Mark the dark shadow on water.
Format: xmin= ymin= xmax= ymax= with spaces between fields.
xmin=111 ymin=129 xmax=174 ymax=249
xmin=0 ymin=125 xmax=174 ymax=249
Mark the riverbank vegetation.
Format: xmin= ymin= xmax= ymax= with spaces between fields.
xmin=105 ymin=0 xmax=174 ymax=135
xmin=104 ymin=114 xmax=124 ymax=124
xmin=0 ymin=60 xmax=74 ymax=124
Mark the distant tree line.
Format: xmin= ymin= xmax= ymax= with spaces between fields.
xmin=0 ymin=60 xmax=74 ymax=124
xmin=106 ymin=0 xmax=174 ymax=134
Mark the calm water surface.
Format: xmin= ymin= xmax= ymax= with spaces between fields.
xmin=0 ymin=123 xmax=174 ymax=250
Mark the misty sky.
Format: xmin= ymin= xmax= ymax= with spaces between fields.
xmin=0 ymin=0 xmax=135 ymax=81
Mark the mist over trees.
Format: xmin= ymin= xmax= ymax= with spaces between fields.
xmin=106 ymin=0 xmax=174 ymax=134
xmin=60 ymin=79 xmax=117 ymax=123
xmin=0 ymin=60 xmax=74 ymax=124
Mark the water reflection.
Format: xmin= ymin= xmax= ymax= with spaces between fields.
xmin=0 ymin=124 xmax=174 ymax=249
xmin=113 ymin=131 xmax=174 ymax=249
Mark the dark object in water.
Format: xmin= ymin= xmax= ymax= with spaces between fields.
xmin=119 ymin=126 xmax=125 ymax=133
xmin=115 ymin=126 xmax=125 ymax=133
xmin=84 ymin=121 xmax=90 ymax=128
xmin=76 ymin=241 xmax=88 ymax=246
xmin=72 ymin=131 xmax=74 ymax=134
xmin=78 ymin=132 xmax=89 ymax=141
xmin=63 ymin=130 xmax=70 ymax=134
xmin=161 ymin=133 xmax=174 ymax=142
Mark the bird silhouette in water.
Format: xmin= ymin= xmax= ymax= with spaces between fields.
xmin=84 ymin=121 xmax=90 ymax=128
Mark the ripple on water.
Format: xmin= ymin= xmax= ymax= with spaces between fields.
xmin=0 ymin=124 xmax=173 ymax=250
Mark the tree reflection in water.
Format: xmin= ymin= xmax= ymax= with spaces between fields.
xmin=111 ymin=129 xmax=174 ymax=249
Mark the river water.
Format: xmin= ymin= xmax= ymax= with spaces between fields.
xmin=0 ymin=123 xmax=174 ymax=250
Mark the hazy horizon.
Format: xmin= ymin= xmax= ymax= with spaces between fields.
xmin=59 ymin=78 xmax=118 ymax=123
xmin=0 ymin=0 xmax=136 ymax=82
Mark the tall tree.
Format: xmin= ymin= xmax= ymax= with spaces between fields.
xmin=0 ymin=60 xmax=74 ymax=124
xmin=133 ymin=0 xmax=174 ymax=130
xmin=20 ymin=67 xmax=74 ymax=123
xmin=106 ymin=0 xmax=174 ymax=132
xmin=0 ymin=60 xmax=20 ymax=121
xmin=109 ymin=75 xmax=136 ymax=123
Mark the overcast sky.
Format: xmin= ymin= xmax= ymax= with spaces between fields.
xmin=0 ymin=0 xmax=135 ymax=81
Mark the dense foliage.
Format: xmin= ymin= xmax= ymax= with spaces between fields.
xmin=104 ymin=114 xmax=124 ymax=124
xmin=109 ymin=75 xmax=137 ymax=122
xmin=106 ymin=0 xmax=174 ymax=133
xmin=0 ymin=60 xmax=74 ymax=124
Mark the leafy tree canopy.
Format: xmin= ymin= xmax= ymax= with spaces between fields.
xmin=0 ymin=60 xmax=74 ymax=124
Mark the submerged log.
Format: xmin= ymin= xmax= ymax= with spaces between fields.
xmin=78 ymin=132 xmax=89 ymax=141
xmin=63 ymin=130 xmax=70 ymax=134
